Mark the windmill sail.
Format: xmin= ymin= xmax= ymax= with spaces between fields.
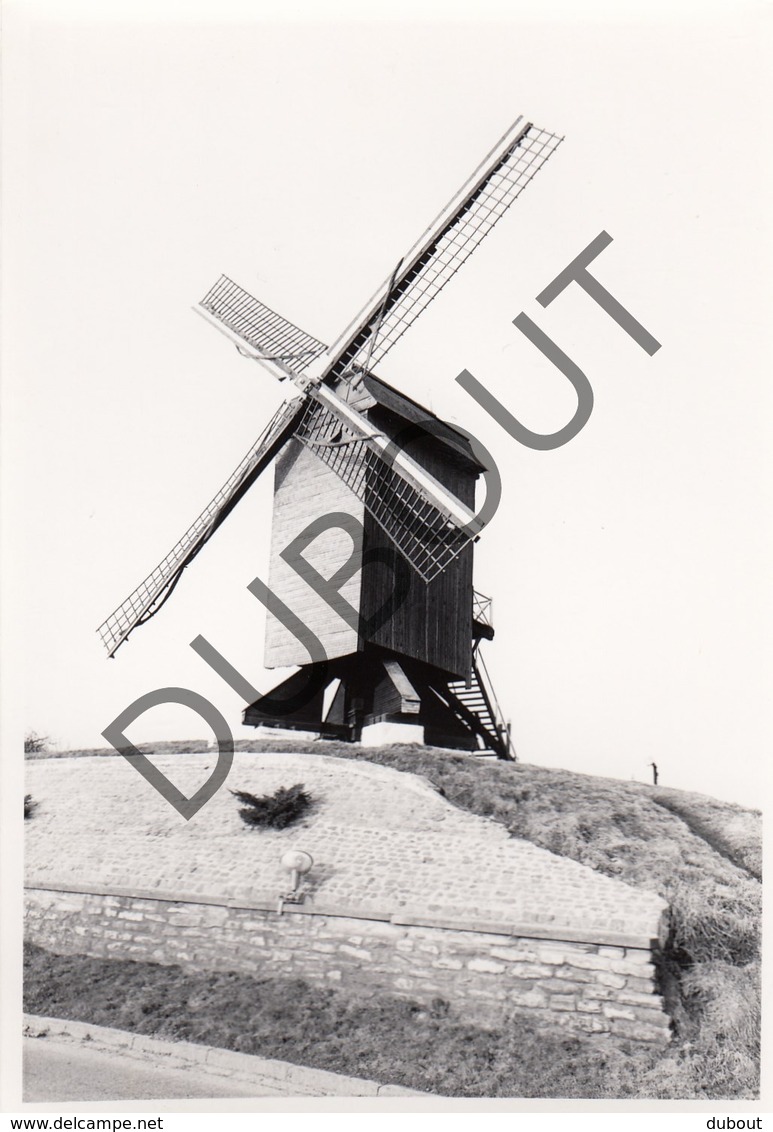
xmin=195 ymin=282 xmax=483 ymax=581
xmin=321 ymin=120 xmax=563 ymax=381
xmin=99 ymin=115 xmax=563 ymax=655
xmin=199 ymin=275 xmax=328 ymax=376
xmin=188 ymin=119 xmax=564 ymax=584
xmin=97 ymin=399 xmax=303 ymax=657
xmin=293 ymin=398 xmax=475 ymax=581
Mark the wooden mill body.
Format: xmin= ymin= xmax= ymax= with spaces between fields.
xmin=246 ymin=372 xmax=487 ymax=747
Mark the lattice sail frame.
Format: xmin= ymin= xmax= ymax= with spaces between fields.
xmin=98 ymin=117 xmax=563 ymax=656
xmin=323 ymin=123 xmax=563 ymax=381
xmin=191 ymin=123 xmax=564 ymax=578
xmin=192 ymin=276 xmax=484 ymax=578
xmin=294 ymin=399 xmax=472 ymax=581
xmin=199 ymin=276 xmax=327 ymax=371
xmin=97 ymin=400 xmax=303 ymax=657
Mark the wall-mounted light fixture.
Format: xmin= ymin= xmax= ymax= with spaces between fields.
xmin=277 ymin=849 xmax=314 ymax=913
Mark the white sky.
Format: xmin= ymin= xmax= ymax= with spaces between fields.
xmin=3 ymin=0 xmax=771 ymax=808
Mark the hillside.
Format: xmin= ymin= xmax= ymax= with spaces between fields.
xmin=325 ymin=744 xmax=761 ymax=1097
xmin=24 ymin=741 xmax=761 ymax=1098
xmin=25 ymin=752 xmax=667 ymax=941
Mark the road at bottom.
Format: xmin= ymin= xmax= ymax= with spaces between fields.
xmin=23 ymin=1037 xmax=287 ymax=1102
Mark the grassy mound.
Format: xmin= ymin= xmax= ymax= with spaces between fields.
xmin=25 ymin=741 xmax=761 ymax=1098
xmin=319 ymin=746 xmax=761 ymax=1098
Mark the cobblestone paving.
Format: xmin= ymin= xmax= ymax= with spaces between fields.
xmin=26 ymin=753 xmax=665 ymax=938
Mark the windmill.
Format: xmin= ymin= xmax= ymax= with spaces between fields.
xmin=98 ymin=117 xmax=562 ymax=759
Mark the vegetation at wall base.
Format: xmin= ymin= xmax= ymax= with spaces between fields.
xmin=22 ymin=942 xmax=750 ymax=1100
xmin=24 ymin=732 xmax=49 ymax=754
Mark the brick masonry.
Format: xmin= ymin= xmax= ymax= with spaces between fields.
xmin=25 ymin=752 xmax=671 ymax=1043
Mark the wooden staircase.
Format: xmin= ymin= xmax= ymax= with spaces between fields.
xmin=245 ymin=586 xmax=515 ymax=762
xmin=445 ymin=649 xmax=514 ymax=761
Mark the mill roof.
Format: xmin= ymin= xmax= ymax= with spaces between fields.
xmin=355 ymin=371 xmax=486 ymax=474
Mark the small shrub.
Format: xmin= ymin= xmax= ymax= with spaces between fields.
xmin=24 ymin=732 xmax=48 ymax=754
xmin=232 ymin=784 xmax=312 ymax=830
xmin=24 ymin=794 xmax=37 ymax=820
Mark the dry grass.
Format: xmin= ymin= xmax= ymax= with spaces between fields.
xmin=22 ymin=943 xmax=661 ymax=1098
xmin=24 ymin=941 xmax=759 ymax=1100
xmin=650 ymin=787 xmax=761 ymax=879
xmin=24 ymin=739 xmax=212 ymax=761
xmin=289 ymin=744 xmax=762 ymax=1098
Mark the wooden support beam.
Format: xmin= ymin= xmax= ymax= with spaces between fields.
xmin=383 ymin=658 xmax=421 ymax=715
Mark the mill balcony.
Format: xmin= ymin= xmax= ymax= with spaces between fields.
xmin=472 ymin=590 xmax=495 ymax=641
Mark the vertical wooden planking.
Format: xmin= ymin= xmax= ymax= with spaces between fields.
xmin=361 ymin=406 xmax=477 ymax=679
xmin=264 ymin=440 xmax=365 ymax=668
xmin=264 ymin=383 xmax=479 ymax=680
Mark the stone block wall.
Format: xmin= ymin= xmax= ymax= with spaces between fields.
xmin=25 ymin=886 xmax=671 ymax=1043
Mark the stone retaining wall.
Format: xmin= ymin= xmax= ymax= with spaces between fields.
xmin=25 ymin=886 xmax=671 ymax=1043
xmin=25 ymin=753 xmax=672 ymax=1044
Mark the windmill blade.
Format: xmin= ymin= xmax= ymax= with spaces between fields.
xmin=318 ymin=119 xmax=563 ymax=381
xmin=97 ymin=398 xmax=303 ymax=657
xmin=294 ymin=395 xmax=477 ymax=582
xmin=197 ymin=277 xmax=485 ymax=582
xmin=196 ymin=275 xmax=328 ymax=384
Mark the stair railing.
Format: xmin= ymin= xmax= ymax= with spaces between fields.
xmin=474 ymin=650 xmax=516 ymax=760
